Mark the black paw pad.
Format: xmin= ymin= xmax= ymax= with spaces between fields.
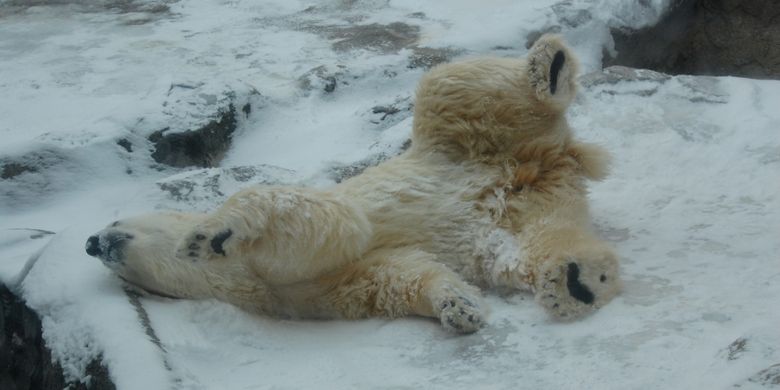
xmin=549 ymin=50 xmax=565 ymax=95
xmin=566 ymin=262 xmax=594 ymax=304
xmin=211 ymin=229 xmax=232 ymax=256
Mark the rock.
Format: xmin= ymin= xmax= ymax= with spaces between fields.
xmin=149 ymin=103 xmax=238 ymax=168
xmin=606 ymin=0 xmax=780 ymax=79
xmin=0 ymin=284 xmax=114 ymax=390
xmin=0 ymin=162 xmax=37 ymax=180
xmin=0 ymin=149 xmax=82 ymax=208
xmin=328 ymin=139 xmax=411 ymax=184
xmin=156 ymin=164 xmax=297 ymax=210
xmin=579 ymin=65 xmax=671 ymax=87
xmin=408 ymin=47 xmax=462 ymax=69
xmin=725 ymin=337 xmax=748 ymax=361
xmin=580 ymin=66 xmax=727 ymax=103
xmin=747 ymin=364 xmax=780 ymax=387
xmin=297 ymin=65 xmax=348 ymax=94
xmin=313 ymin=22 xmax=420 ymax=54
xmin=1 ymin=0 xmax=172 ymax=25
xmin=366 ymin=96 xmax=413 ymax=131
xmin=525 ymin=26 xmax=562 ymax=50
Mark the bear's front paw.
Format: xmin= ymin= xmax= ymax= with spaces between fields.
xmin=177 ymin=224 xmax=236 ymax=262
xmin=535 ymin=255 xmax=620 ymax=320
xmin=437 ymin=295 xmax=486 ymax=334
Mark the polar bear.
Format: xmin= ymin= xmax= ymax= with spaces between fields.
xmin=86 ymin=35 xmax=620 ymax=333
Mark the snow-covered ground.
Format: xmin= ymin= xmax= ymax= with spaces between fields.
xmin=1 ymin=0 xmax=779 ymax=389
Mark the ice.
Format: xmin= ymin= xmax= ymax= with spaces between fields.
xmin=1 ymin=0 xmax=779 ymax=389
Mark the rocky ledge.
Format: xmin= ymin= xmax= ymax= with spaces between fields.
xmin=0 ymin=284 xmax=114 ymax=390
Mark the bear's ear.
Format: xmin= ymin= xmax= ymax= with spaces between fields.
xmin=527 ymin=34 xmax=579 ymax=110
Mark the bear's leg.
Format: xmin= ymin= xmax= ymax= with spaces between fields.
xmin=519 ymin=225 xmax=621 ymax=320
xmin=300 ymin=248 xmax=487 ymax=334
xmin=176 ymin=187 xmax=371 ymax=277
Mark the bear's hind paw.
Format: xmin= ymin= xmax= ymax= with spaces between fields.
xmin=438 ymin=295 xmax=486 ymax=334
xmin=527 ymin=34 xmax=577 ymax=108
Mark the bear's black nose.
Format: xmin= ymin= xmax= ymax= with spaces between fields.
xmin=86 ymin=235 xmax=101 ymax=257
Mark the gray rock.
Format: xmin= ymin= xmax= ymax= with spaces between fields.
xmin=0 ymin=284 xmax=115 ymax=390
xmin=328 ymin=138 xmax=411 ymax=184
xmin=606 ymin=0 xmax=780 ymax=79
xmin=297 ymin=65 xmax=348 ymax=94
xmin=313 ymin=22 xmax=420 ymax=54
xmin=747 ymin=364 xmax=780 ymax=387
xmin=156 ymin=164 xmax=297 ymax=209
xmin=0 ymin=149 xmax=83 ymax=208
xmin=408 ymin=47 xmax=462 ymax=69
xmin=580 ymin=65 xmax=671 ymax=87
xmin=725 ymin=337 xmax=748 ymax=361
xmin=366 ymin=96 xmax=413 ymax=131
xmin=149 ymin=103 xmax=239 ymax=168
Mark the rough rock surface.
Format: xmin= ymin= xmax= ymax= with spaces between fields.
xmin=156 ymin=164 xmax=297 ymax=210
xmin=606 ymin=0 xmax=780 ymax=79
xmin=0 ymin=284 xmax=114 ymax=390
xmin=149 ymin=103 xmax=240 ymax=168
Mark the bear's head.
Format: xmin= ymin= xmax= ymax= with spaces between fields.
xmin=411 ymin=34 xmax=578 ymax=161
xmin=86 ymin=213 xmax=232 ymax=300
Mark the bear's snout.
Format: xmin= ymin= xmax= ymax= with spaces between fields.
xmin=85 ymin=231 xmax=133 ymax=265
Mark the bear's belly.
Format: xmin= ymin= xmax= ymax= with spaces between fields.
xmin=365 ymin=194 xmax=526 ymax=289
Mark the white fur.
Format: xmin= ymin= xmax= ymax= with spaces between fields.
xmin=88 ymin=35 xmax=620 ymax=333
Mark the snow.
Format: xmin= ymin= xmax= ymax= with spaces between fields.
xmin=1 ymin=0 xmax=779 ymax=389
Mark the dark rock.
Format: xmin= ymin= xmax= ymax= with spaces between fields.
xmin=149 ymin=104 xmax=238 ymax=168
xmin=1 ymin=162 xmax=37 ymax=180
xmin=0 ymin=284 xmax=115 ymax=390
xmin=116 ymin=139 xmax=133 ymax=153
xmin=606 ymin=0 xmax=780 ymax=79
